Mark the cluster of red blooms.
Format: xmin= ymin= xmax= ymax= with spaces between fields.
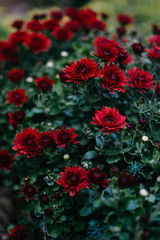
xmin=12 ymin=126 xmax=79 ymax=157
xmin=9 ymin=224 xmax=28 ymax=240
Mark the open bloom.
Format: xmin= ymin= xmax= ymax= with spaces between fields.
xmin=43 ymin=19 xmax=58 ymax=31
xmin=8 ymin=110 xmax=25 ymax=129
xmin=131 ymin=42 xmax=145 ymax=54
xmin=6 ymin=88 xmax=27 ymax=107
xmin=7 ymin=69 xmax=24 ymax=83
xmin=116 ymin=14 xmax=133 ymax=25
xmin=11 ymin=19 xmax=24 ymax=30
xmin=52 ymin=26 xmax=73 ymax=41
xmin=21 ymin=182 xmax=39 ymax=199
xmin=9 ymin=224 xmax=28 ymax=240
xmin=101 ymin=63 xmax=128 ymax=94
xmin=65 ymin=20 xmax=81 ymax=32
xmin=0 ymin=149 xmax=14 ymax=170
xmin=12 ymin=127 xmax=43 ymax=157
xmin=57 ymin=165 xmax=89 ymax=196
xmin=0 ymin=40 xmax=16 ymax=61
xmin=147 ymin=45 xmax=160 ymax=61
xmin=91 ymin=106 xmax=126 ymax=135
xmin=51 ymin=126 xmax=79 ymax=148
xmin=87 ymin=167 xmax=109 ymax=188
xmin=26 ymin=19 xmax=44 ymax=32
xmin=127 ymin=67 xmax=155 ymax=93
xmin=39 ymin=130 xmax=53 ymax=147
xmin=9 ymin=31 xmax=29 ymax=44
xmin=65 ymin=57 xmax=100 ymax=83
xmin=86 ymin=18 xmax=106 ymax=31
xmin=35 ymin=76 xmax=55 ymax=91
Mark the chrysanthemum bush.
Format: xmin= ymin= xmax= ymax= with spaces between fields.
xmin=0 ymin=6 xmax=160 ymax=240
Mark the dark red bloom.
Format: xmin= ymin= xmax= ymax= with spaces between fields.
xmin=35 ymin=76 xmax=55 ymax=91
xmin=155 ymin=82 xmax=160 ymax=97
xmin=57 ymin=165 xmax=89 ymax=196
xmin=0 ymin=149 xmax=14 ymax=170
xmin=8 ymin=224 xmax=27 ymax=240
xmin=59 ymin=70 xmax=69 ymax=81
xmin=78 ymin=9 xmax=96 ymax=25
xmin=116 ymin=26 xmax=126 ymax=36
xmin=118 ymin=170 xmax=135 ymax=188
xmin=125 ymin=122 xmax=134 ymax=130
xmin=65 ymin=57 xmax=100 ymax=83
xmin=65 ymin=7 xmax=79 ymax=19
xmin=101 ymin=63 xmax=128 ymax=94
xmin=9 ymin=31 xmax=29 ymax=44
xmin=52 ymin=26 xmax=73 ymax=41
xmin=6 ymin=88 xmax=27 ymax=107
xmin=32 ymin=13 xmax=46 ymax=20
xmin=65 ymin=20 xmax=81 ymax=32
xmin=11 ymin=20 xmax=24 ymax=30
xmin=131 ymin=42 xmax=145 ymax=54
xmin=147 ymin=45 xmax=160 ymax=61
xmin=101 ymin=12 xmax=109 ymax=20
xmin=127 ymin=67 xmax=155 ymax=93
xmin=39 ymin=131 xmax=53 ymax=147
xmin=116 ymin=47 xmax=129 ymax=63
xmin=116 ymin=14 xmax=133 ymax=25
xmin=93 ymin=36 xmax=110 ymax=48
xmin=24 ymin=33 xmax=51 ymax=54
xmin=8 ymin=110 xmax=26 ymax=129
xmin=45 ymin=208 xmax=53 ymax=216
xmin=152 ymin=24 xmax=160 ymax=35
xmin=87 ymin=167 xmax=109 ymax=188
xmin=7 ymin=69 xmax=24 ymax=83
xmin=0 ymin=40 xmax=16 ymax=61
xmin=21 ymin=182 xmax=39 ymax=199
xmin=43 ymin=19 xmax=58 ymax=31
xmin=26 ymin=19 xmax=44 ymax=32
xmin=51 ymin=125 xmax=79 ymax=148
xmin=50 ymin=10 xmax=64 ymax=20
xmin=91 ymin=106 xmax=126 ymax=135
xmin=93 ymin=40 xmax=120 ymax=62
xmin=138 ymin=117 xmax=147 ymax=126
xmin=157 ymin=141 xmax=160 ymax=148
xmin=40 ymin=194 xmax=49 ymax=204
xmin=12 ymin=127 xmax=44 ymax=157
xmin=86 ymin=18 xmax=106 ymax=31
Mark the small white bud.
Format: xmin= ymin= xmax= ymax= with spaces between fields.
xmin=46 ymin=61 xmax=54 ymax=68
xmin=157 ymin=176 xmax=160 ymax=182
xmin=139 ymin=188 xmax=149 ymax=197
xmin=63 ymin=154 xmax=70 ymax=160
xmin=142 ymin=136 xmax=148 ymax=142
xmin=60 ymin=51 xmax=68 ymax=57
xmin=83 ymin=163 xmax=89 ymax=168
xmin=26 ymin=77 xmax=33 ymax=83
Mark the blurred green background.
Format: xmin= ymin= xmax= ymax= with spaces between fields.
xmin=0 ymin=0 xmax=160 ymax=39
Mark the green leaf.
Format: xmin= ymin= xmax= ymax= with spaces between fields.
xmin=106 ymin=155 xmax=121 ymax=164
xmin=79 ymin=206 xmax=93 ymax=216
xmin=47 ymin=223 xmax=63 ymax=238
xmin=84 ymin=150 xmax=98 ymax=160
xmin=104 ymin=147 xmax=120 ymax=156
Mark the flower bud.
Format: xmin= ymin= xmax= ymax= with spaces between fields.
xmin=46 ymin=61 xmax=54 ymax=68
xmin=125 ymin=122 xmax=133 ymax=130
xmin=40 ymin=194 xmax=49 ymax=204
xmin=138 ymin=117 xmax=147 ymax=126
xmin=141 ymin=136 xmax=148 ymax=142
xmin=54 ymin=192 xmax=61 ymax=200
xmin=45 ymin=208 xmax=53 ymax=216
xmin=110 ymin=166 xmax=119 ymax=176
xmin=156 ymin=176 xmax=160 ymax=182
xmin=139 ymin=188 xmax=149 ymax=197
xmin=63 ymin=154 xmax=70 ymax=160
xmin=60 ymin=51 xmax=68 ymax=57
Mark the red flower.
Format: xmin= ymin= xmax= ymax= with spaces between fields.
xmin=24 ymin=33 xmax=51 ymax=54
xmin=65 ymin=7 xmax=79 ymax=19
xmin=152 ymin=24 xmax=160 ymax=35
xmin=32 ymin=13 xmax=46 ymax=20
xmin=26 ymin=19 xmax=44 ymax=32
xmin=86 ymin=18 xmax=106 ymax=31
xmin=51 ymin=125 xmax=79 ymax=148
xmin=93 ymin=40 xmax=120 ymax=62
xmin=93 ymin=36 xmax=110 ymax=48
xmin=155 ymin=82 xmax=160 ymax=97
xmin=131 ymin=42 xmax=145 ymax=54
xmin=9 ymin=224 xmax=28 ymax=240
xmin=57 ymin=165 xmax=89 ymax=196
xmin=52 ymin=26 xmax=73 ymax=41
xmin=12 ymin=127 xmax=44 ymax=157
xmin=59 ymin=70 xmax=69 ymax=81
xmin=147 ymin=45 xmax=160 ymax=61
xmin=116 ymin=14 xmax=133 ymax=25
xmin=91 ymin=106 xmax=126 ymax=135
xmin=9 ymin=31 xmax=29 ymax=44
xmin=118 ymin=170 xmax=135 ymax=188
xmin=8 ymin=110 xmax=25 ymax=129
xmin=122 ymin=54 xmax=133 ymax=65
xmin=64 ymin=57 xmax=100 ymax=83
xmin=87 ymin=167 xmax=109 ymax=188
xmin=65 ymin=20 xmax=81 ymax=32
xmin=39 ymin=131 xmax=53 ymax=147
xmin=21 ymin=182 xmax=39 ymax=199
xmin=0 ymin=40 xmax=16 ymax=61
xmin=78 ymin=9 xmax=96 ymax=25
xmin=50 ymin=10 xmax=64 ymax=20
xmin=127 ymin=67 xmax=155 ymax=93
xmin=7 ymin=69 xmax=24 ymax=83
xmin=43 ymin=19 xmax=58 ymax=31
xmin=35 ymin=76 xmax=55 ymax=91
xmin=11 ymin=20 xmax=24 ymax=30
xmin=0 ymin=149 xmax=14 ymax=170
xmin=116 ymin=26 xmax=126 ymax=36
xmin=6 ymin=88 xmax=27 ymax=107
xmin=116 ymin=47 xmax=129 ymax=63
xmin=101 ymin=63 xmax=128 ymax=94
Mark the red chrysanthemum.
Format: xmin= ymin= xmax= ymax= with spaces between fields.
xmin=86 ymin=18 xmax=106 ymax=31
xmin=93 ymin=36 xmax=111 ymax=48
xmin=35 ymin=76 xmax=55 ymax=91
xmin=32 ymin=13 xmax=46 ymax=20
xmin=0 ymin=40 xmax=16 ymax=61
xmin=43 ymin=19 xmax=58 ymax=31
xmin=0 ymin=149 xmax=14 ymax=170
xmin=122 ymin=54 xmax=133 ymax=65
xmin=9 ymin=224 xmax=28 ymax=240
xmin=91 ymin=106 xmax=126 ymax=135
xmin=147 ymin=45 xmax=160 ymax=62
xmin=9 ymin=31 xmax=29 ymax=44
xmin=21 ymin=182 xmax=39 ymax=199
xmin=50 ymin=10 xmax=64 ymax=20
xmin=78 ymin=9 xmax=97 ymax=25
xmin=12 ymin=127 xmax=44 ymax=157
xmin=52 ymin=26 xmax=73 ymax=41
xmin=118 ymin=170 xmax=135 ymax=188
xmin=65 ymin=20 xmax=81 ymax=32
xmin=64 ymin=57 xmax=100 ymax=83
xmin=51 ymin=125 xmax=79 ymax=148
xmin=65 ymin=7 xmax=79 ymax=19
xmin=26 ymin=19 xmax=44 ymax=32
xmin=155 ymin=82 xmax=160 ymax=97
xmin=101 ymin=63 xmax=128 ymax=94
xmin=11 ymin=20 xmax=24 ymax=30
xmin=127 ymin=67 xmax=155 ymax=93
xmin=24 ymin=33 xmax=51 ymax=54
xmin=131 ymin=42 xmax=146 ymax=54
xmin=7 ymin=69 xmax=24 ymax=83
xmin=57 ymin=165 xmax=89 ymax=196
xmin=93 ymin=40 xmax=120 ymax=62
xmin=6 ymin=88 xmax=27 ymax=107
xmin=8 ymin=110 xmax=25 ymax=129
xmin=59 ymin=69 xmax=69 ymax=81
xmin=39 ymin=130 xmax=53 ymax=147
xmin=116 ymin=47 xmax=129 ymax=63
xmin=116 ymin=14 xmax=133 ymax=25
xmin=87 ymin=167 xmax=109 ymax=188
